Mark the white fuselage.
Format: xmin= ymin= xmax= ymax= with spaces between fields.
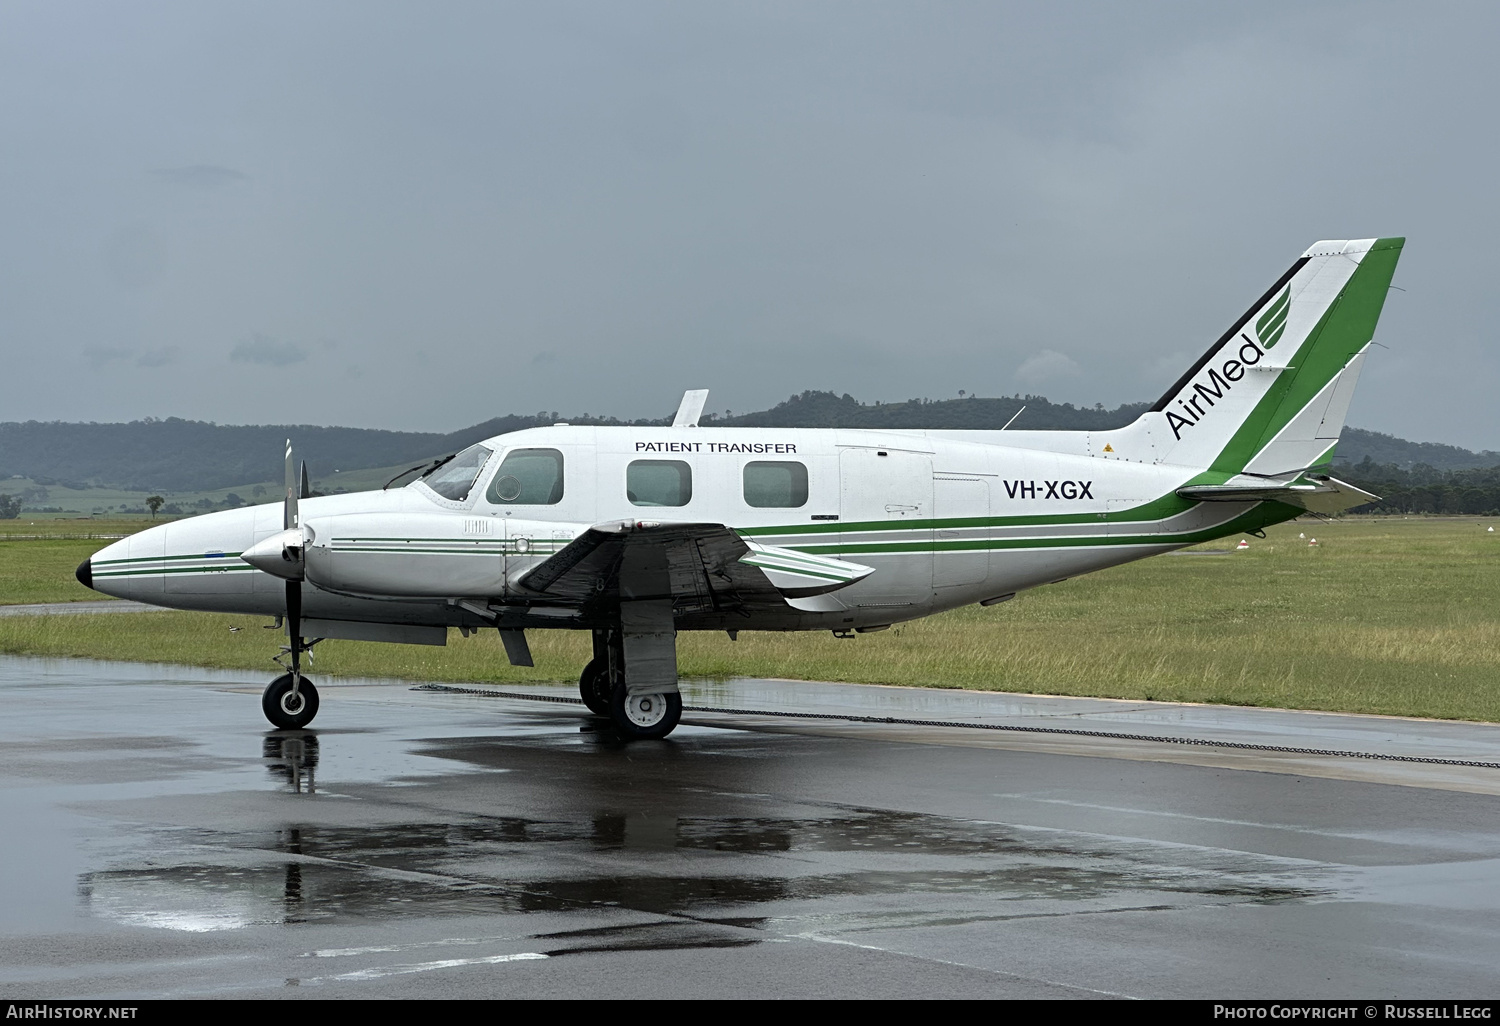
xmin=86 ymin=424 xmax=1270 ymax=636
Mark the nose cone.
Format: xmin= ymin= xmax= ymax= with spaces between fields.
xmin=75 ymin=558 xmax=94 ymax=591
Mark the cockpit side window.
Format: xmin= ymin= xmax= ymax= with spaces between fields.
xmin=421 ymin=444 xmax=492 ymax=501
xmin=486 ymin=448 xmax=565 ymax=505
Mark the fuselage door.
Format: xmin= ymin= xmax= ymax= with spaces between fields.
xmin=933 ymin=474 xmax=991 ymax=590
xmin=839 ymin=447 xmax=933 ymax=606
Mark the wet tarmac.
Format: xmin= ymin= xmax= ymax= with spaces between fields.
xmin=0 ymin=601 xmax=154 ymax=617
xmin=2 ymin=655 xmax=1499 ymax=999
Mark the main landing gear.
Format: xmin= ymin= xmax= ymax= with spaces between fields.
xmin=579 ymin=629 xmax=682 ymax=741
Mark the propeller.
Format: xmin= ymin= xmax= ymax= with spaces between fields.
xmin=240 ymin=441 xmax=316 ymax=689
xmin=284 ymin=440 xmax=303 ymax=677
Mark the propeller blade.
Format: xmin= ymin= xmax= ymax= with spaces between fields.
xmin=284 ymin=439 xmax=298 ymax=531
xmin=283 ymin=440 xmax=304 ymax=675
xmin=300 ymin=460 xmax=311 ymax=500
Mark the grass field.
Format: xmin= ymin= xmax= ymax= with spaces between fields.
xmin=0 ymin=517 xmax=1497 ymax=720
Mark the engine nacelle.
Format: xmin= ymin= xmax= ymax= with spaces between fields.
xmin=295 ymin=512 xmax=581 ymax=599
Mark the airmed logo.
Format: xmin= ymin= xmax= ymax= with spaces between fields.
xmin=1257 ymin=286 xmax=1291 ymax=349
xmin=1166 ymin=335 xmax=1265 ymax=440
xmin=1164 ymin=289 xmax=1290 ymax=440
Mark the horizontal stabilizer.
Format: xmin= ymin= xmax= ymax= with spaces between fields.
xmin=1177 ymin=475 xmax=1379 ymax=515
xmin=738 ymin=541 xmax=874 ymax=598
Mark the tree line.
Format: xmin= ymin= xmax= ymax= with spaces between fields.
xmin=1338 ymin=459 xmax=1500 ymax=516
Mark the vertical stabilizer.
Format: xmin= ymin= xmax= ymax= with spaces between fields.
xmin=1142 ymin=238 xmax=1403 ymax=478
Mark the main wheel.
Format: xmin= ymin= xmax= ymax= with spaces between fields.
xmin=263 ymin=673 xmax=320 ymax=730
xmin=579 ymin=660 xmax=612 ymax=716
xmin=609 ymin=683 xmax=682 ymax=741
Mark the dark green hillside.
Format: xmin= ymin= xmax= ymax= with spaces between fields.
xmin=1331 ymin=428 xmax=1500 ymax=472
xmin=708 ymin=391 xmax=1149 ymax=431
xmin=0 ymin=391 xmax=1488 ymax=497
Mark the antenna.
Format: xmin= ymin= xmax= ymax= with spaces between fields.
xmin=1000 ymin=405 xmax=1026 ymax=431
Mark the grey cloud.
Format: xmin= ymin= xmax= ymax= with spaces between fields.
xmin=1015 ymin=350 xmax=1081 ymax=388
xmin=230 ymin=336 xmax=308 ymax=367
xmin=2 ymin=4 xmax=1498 ymax=447
xmin=135 ymin=347 xmax=178 ymax=368
xmin=151 ymin=165 xmax=248 ymax=189
xmin=83 ymin=347 xmax=134 ymax=369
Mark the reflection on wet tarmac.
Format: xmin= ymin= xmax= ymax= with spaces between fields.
xmin=80 ymin=724 xmax=1327 ymax=939
xmin=12 ymin=659 xmax=1500 ymax=997
xmin=264 ymin=734 xmax=318 ymax=793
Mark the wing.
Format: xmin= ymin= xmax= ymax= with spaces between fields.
xmin=516 ymin=519 xmax=873 ymax=614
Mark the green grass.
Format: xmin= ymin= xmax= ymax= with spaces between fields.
xmin=1 ymin=517 xmax=1498 ymax=720
xmin=0 ymin=539 xmax=125 ymax=603
xmin=0 ymin=517 xmax=157 ymax=538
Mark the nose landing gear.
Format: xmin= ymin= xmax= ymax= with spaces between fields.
xmin=263 ymin=673 xmax=321 ymax=730
xmin=262 ymin=578 xmax=322 ymax=730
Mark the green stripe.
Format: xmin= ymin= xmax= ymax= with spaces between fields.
xmin=92 ymin=552 xmax=244 ymax=567
xmin=740 ymin=492 xmax=1193 ymax=538
xmin=739 ymin=559 xmax=850 ymax=582
xmin=94 ymin=566 xmax=258 ymax=578
xmin=793 ymin=503 xmax=1292 ymax=555
xmin=740 ymin=547 xmax=865 ymax=574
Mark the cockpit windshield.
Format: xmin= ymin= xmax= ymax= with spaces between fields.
xmin=419 ymin=444 xmax=492 ymax=501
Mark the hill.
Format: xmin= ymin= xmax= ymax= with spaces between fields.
xmin=0 ymin=391 xmax=1492 ymax=504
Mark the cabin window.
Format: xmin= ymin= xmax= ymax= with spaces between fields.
xmin=743 ymin=461 xmax=808 ymax=508
xmin=422 ymin=444 xmax=492 ymax=501
xmin=627 ymin=459 xmax=692 ymax=507
xmin=486 ymin=448 xmax=564 ymax=505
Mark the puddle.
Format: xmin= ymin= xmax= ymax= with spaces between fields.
xmin=80 ymin=807 xmax=1328 ymax=935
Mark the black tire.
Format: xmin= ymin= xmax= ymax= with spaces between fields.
xmin=579 ymin=660 xmax=612 ymax=716
xmin=609 ymin=682 xmax=682 ymax=741
xmin=263 ymin=673 xmax=320 ymax=729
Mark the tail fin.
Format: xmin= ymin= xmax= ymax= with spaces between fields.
xmin=1145 ymin=238 xmax=1404 ymax=478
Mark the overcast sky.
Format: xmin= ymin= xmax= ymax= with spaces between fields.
xmin=2 ymin=1 xmax=1496 ymax=446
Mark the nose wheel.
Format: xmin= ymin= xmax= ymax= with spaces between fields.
xmin=263 ymin=673 xmax=320 ymax=730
